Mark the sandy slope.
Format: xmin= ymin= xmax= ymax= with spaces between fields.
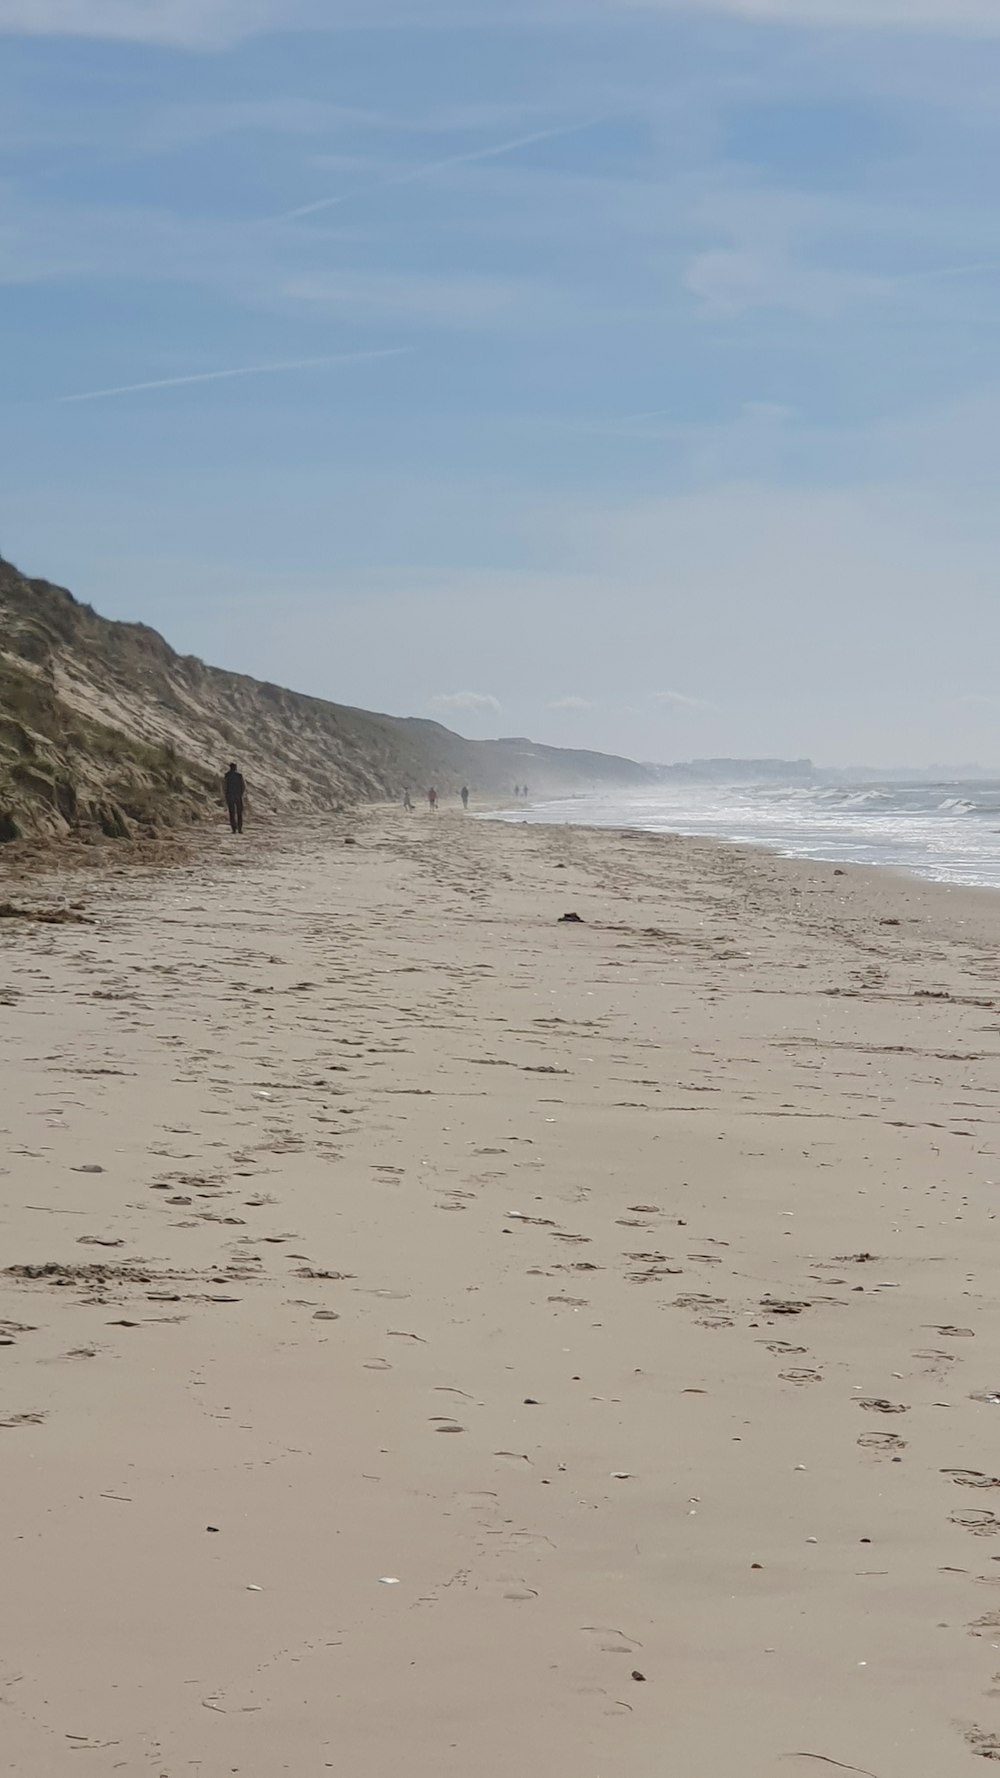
xmin=0 ymin=559 xmax=650 ymax=843
xmin=3 ymin=809 xmax=1000 ymax=1775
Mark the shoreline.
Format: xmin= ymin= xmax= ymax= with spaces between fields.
xmin=479 ymin=799 xmax=1000 ymax=938
xmin=481 ymin=788 xmax=1000 ymax=896
xmin=3 ymin=808 xmax=1000 ymax=1773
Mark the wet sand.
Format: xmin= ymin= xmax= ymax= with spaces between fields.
xmin=3 ymin=808 xmax=1000 ymax=1775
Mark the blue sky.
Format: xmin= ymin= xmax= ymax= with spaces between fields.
xmin=4 ymin=0 xmax=1000 ymax=766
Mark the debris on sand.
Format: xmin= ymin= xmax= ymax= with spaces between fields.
xmin=0 ymin=902 xmax=92 ymax=924
xmin=6 ymin=1261 xmax=153 ymax=1287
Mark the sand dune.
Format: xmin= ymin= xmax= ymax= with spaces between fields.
xmin=3 ymin=809 xmax=1000 ymax=1773
xmin=0 ymin=559 xmax=650 ymax=844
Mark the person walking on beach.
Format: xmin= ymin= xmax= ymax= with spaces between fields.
xmin=403 ymin=788 xmax=413 ymax=812
xmin=223 ymin=763 xmax=245 ymax=834
xmin=460 ymin=785 xmax=469 ymax=810
xmin=428 ymin=787 xmax=438 ymax=811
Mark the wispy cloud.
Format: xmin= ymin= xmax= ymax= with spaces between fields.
xmin=285 ymin=269 xmax=560 ymax=331
xmin=5 ymin=0 xmax=1000 ymax=45
xmin=0 ymin=188 xmax=559 ymax=334
xmin=274 ymin=116 xmax=612 ymax=224
xmin=429 ymin=690 xmax=502 ymax=714
xmin=0 ymin=0 xmax=577 ymax=43
xmin=638 ymin=0 xmax=1000 ymax=26
xmin=57 ymin=348 xmax=408 ymax=404
xmin=686 ymin=246 xmax=888 ymax=319
xmin=548 ymin=695 xmax=597 ymax=710
xmin=0 ymin=0 xmax=277 ymax=47
xmin=654 ymin=689 xmax=715 ymax=710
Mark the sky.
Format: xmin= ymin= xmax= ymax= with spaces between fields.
xmin=4 ymin=1 xmax=1000 ymax=767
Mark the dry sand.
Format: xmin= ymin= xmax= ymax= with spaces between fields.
xmin=3 ymin=808 xmax=1000 ymax=1775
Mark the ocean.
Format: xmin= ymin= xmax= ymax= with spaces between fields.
xmin=487 ymin=780 xmax=1000 ymax=890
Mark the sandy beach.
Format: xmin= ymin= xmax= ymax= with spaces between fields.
xmin=4 ymin=808 xmax=1000 ymax=1775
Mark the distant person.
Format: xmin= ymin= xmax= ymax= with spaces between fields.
xmin=513 ymin=784 xmax=521 ymax=798
xmin=522 ymin=784 xmax=529 ymax=800
xmin=460 ymin=785 xmax=470 ymax=810
xmin=403 ymin=788 xmax=413 ymax=812
xmin=428 ymin=787 xmax=438 ymax=811
xmin=223 ymin=762 xmax=245 ymax=834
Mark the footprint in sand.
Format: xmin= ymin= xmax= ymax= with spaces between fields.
xmin=580 ymin=1624 xmax=643 ymax=1657
xmin=673 ymin=1292 xmax=733 ymax=1327
xmin=858 ymin=1432 xmax=907 ymax=1455
xmin=966 ymin=1728 xmax=1000 ymax=1760
xmin=626 ymin=1253 xmax=683 ymax=1282
xmin=952 ymin=1511 xmax=1000 ymax=1536
xmin=914 ymin=1348 xmax=957 ymax=1378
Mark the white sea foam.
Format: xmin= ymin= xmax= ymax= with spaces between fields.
xmin=485 ymin=779 xmax=1000 ymax=889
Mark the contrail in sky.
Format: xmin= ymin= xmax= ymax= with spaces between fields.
xmin=276 ymin=116 xmax=610 ymax=223
xmin=58 ymin=347 xmax=409 ymax=403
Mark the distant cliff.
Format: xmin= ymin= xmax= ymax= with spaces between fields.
xmin=0 ymin=559 xmax=651 ymax=844
xmin=652 ymin=758 xmax=815 ymax=784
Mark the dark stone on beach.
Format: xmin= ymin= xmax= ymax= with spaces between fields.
xmin=559 ymin=912 xmax=584 ymax=923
